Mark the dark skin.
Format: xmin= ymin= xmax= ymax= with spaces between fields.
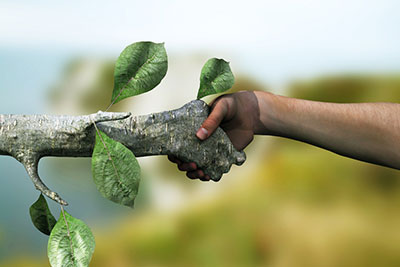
xmin=168 ymin=91 xmax=260 ymax=181
xmin=169 ymin=90 xmax=400 ymax=180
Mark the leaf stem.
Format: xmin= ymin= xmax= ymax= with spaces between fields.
xmin=105 ymin=99 xmax=117 ymax=112
xmin=105 ymin=82 xmax=130 ymax=111
xmin=106 ymin=50 xmax=160 ymax=112
xmin=60 ymin=205 xmax=75 ymax=263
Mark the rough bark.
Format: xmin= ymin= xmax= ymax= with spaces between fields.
xmin=0 ymin=100 xmax=246 ymax=205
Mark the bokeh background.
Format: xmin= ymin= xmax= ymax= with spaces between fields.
xmin=1 ymin=0 xmax=400 ymax=266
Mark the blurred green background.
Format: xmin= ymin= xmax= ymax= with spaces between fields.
xmin=1 ymin=1 xmax=400 ymax=266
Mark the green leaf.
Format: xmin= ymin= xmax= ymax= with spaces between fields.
xmin=29 ymin=194 xmax=57 ymax=235
xmin=48 ymin=210 xmax=95 ymax=267
xmin=197 ymin=58 xmax=235 ymax=99
xmin=111 ymin=41 xmax=168 ymax=104
xmin=92 ymin=130 xmax=141 ymax=208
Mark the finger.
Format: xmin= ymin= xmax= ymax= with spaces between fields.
xmin=167 ymin=155 xmax=182 ymax=164
xmin=186 ymin=171 xmax=197 ymax=179
xmin=200 ymin=173 xmax=210 ymax=181
xmin=186 ymin=169 xmax=205 ymax=180
xmin=196 ymin=169 xmax=205 ymax=179
xmin=178 ymin=162 xmax=197 ymax=171
xmin=188 ymin=162 xmax=197 ymax=169
xmin=196 ymin=100 xmax=228 ymax=140
xmin=208 ymin=93 xmax=230 ymax=109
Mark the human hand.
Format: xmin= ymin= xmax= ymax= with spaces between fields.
xmin=168 ymin=91 xmax=260 ymax=181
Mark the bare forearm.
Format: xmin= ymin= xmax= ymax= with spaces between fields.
xmin=255 ymin=91 xmax=400 ymax=169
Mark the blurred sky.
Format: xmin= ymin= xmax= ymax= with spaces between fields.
xmin=1 ymin=0 xmax=400 ymax=91
xmin=1 ymin=0 xmax=400 ymax=263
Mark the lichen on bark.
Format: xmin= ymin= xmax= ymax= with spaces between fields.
xmin=0 ymin=100 xmax=246 ymax=205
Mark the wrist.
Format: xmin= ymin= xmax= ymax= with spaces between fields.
xmin=253 ymin=91 xmax=290 ymax=136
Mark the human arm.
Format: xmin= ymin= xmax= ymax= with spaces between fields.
xmin=169 ymin=90 xmax=400 ymax=180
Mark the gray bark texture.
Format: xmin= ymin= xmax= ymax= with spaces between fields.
xmin=0 ymin=100 xmax=246 ymax=205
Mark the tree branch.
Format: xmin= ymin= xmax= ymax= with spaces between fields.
xmin=0 ymin=100 xmax=246 ymax=205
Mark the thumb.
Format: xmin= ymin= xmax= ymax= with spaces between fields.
xmin=196 ymin=101 xmax=228 ymax=140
